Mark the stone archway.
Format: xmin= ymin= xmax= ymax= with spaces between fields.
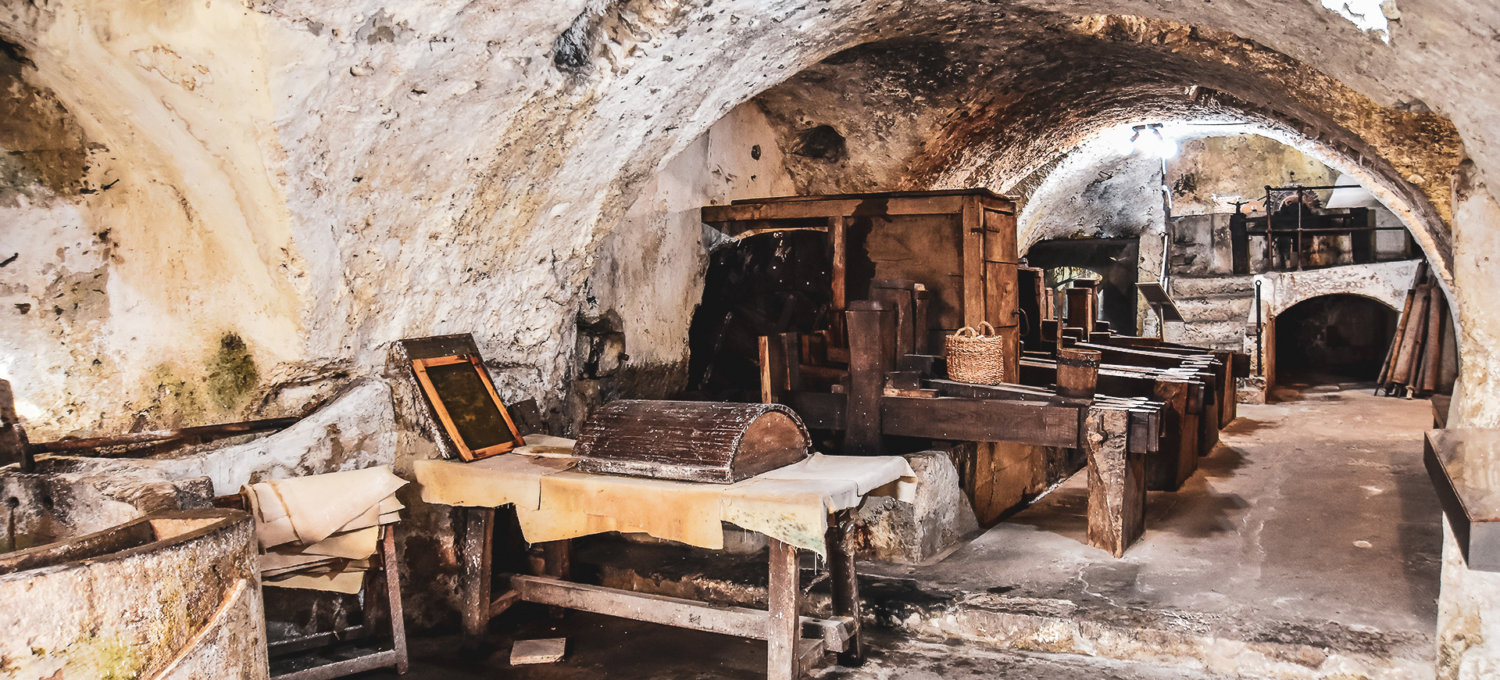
xmin=1270 ymin=293 xmax=1401 ymax=386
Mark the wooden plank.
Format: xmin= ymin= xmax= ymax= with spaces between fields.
xmin=512 ymin=575 xmax=769 ymax=639
xmin=273 ymin=650 xmax=400 ymax=680
xmin=846 ymin=301 xmax=892 ymax=455
xmin=962 ymin=196 xmax=985 ymax=328
xmin=768 ymin=539 xmax=801 ymax=680
xmin=786 ymin=391 xmax=845 ymax=430
xmin=1422 ymin=285 xmax=1444 ymax=394
xmin=871 ymin=280 xmax=918 ymax=358
xmin=702 ymin=195 xmax=973 ymax=226
xmin=880 ymin=396 xmax=1080 ymax=448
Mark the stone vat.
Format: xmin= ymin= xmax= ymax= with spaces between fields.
xmin=0 ymin=508 xmax=268 ymax=680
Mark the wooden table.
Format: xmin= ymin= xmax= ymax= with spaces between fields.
xmin=456 ymin=506 xmax=863 ymax=679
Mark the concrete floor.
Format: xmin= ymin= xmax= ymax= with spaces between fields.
xmin=350 ymin=384 xmax=1442 ymax=679
xmin=874 ymin=383 xmax=1440 ymax=630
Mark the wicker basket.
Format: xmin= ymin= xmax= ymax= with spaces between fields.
xmin=944 ymin=322 xmax=1007 ymax=385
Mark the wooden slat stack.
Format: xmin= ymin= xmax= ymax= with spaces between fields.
xmin=1377 ymin=262 xmax=1455 ymax=397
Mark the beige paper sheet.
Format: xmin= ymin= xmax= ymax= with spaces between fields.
xmin=245 ymin=465 xmax=407 ymax=548
xmin=416 ymin=453 xmax=915 ymax=556
xmin=266 ymin=570 xmax=366 ymax=594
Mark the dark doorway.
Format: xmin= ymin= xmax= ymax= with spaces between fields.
xmin=1274 ymin=294 xmax=1398 ymax=383
xmin=1024 ymin=238 xmax=1139 ymax=333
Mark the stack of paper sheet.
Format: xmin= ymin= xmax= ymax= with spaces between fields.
xmin=243 ymin=465 xmax=407 ymax=593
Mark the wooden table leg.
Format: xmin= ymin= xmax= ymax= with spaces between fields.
xmin=542 ymin=539 xmax=571 ymax=619
xmin=1084 ymin=407 xmax=1146 ymax=557
xmin=826 ymin=512 xmax=863 ymax=666
xmin=460 ymin=507 xmax=494 ymax=648
xmin=381 ymin=526 xmax=410 ymax=673
xmin=767 ymin=538 xmax=801 ymax=680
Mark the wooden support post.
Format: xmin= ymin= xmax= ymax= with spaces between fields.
xmin=760 ymin=334 xmax=796 ymax=404
xmin=768 ymin=538 xmax=802 ymax=680
xmin=460 ymin=507 xmax=494 ymax=647
xmin=912 ymin=285 xmax=931 ymax=354
xmin=1065 ymin=287 xmax=1096 ymax=337
xmin=871 ymin=280 xmax=918 ymax=359
xmin=1084 ymin=407 xmax=1145 ymax=557
xmin=826 ymin=512 xmax=863 ymax=667
xmin=1145 ymin=379 xmax=1196 ymax=491
xmin=961 ymin=196 xmax=985 ymax=329
xmin=830 ymin=216 xmax=848 ymax=344
xmin=845 ymin=301 xmax=892 ymax=455
xmin=380 ymin=526 xmax=409 ymax=673
xmin=541 ymin=539 xmax=572 ymax=620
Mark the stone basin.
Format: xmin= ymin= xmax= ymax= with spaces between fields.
xmin=0 ymin=508 xmax=267 ymax=679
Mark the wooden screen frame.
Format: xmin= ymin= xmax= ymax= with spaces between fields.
xmin=411 ymin=354 xmax=525 ymax=461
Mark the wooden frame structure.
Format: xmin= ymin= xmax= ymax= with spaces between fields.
xmin=267 ymin=527 xmax=409 ymax=680
xmin=703 ymin=189 xmax=1022 ymax=382
xmin=456 ymin=507 xmax=863 ymax=679
xmin=411 ymin=354 xmax=525 ymax=461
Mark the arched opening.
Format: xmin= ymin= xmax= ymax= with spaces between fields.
xmin=1272 ymin=294 xmax=1399 ymax=385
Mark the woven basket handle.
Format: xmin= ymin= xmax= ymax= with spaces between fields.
xmin=953 ymin=326 xmax=978 ymax=338
xmin=978 ymin=321 xmax=997 ymax=336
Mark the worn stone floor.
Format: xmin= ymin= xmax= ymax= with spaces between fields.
xmin=854 ymin=383 xmax=1443 ymax=677
xmin=350 ymin=384 xmax=1441 ymax=679
xmin=354 ymin=613 xmax=1234 ymax=679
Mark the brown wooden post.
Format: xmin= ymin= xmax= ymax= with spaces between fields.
xmin=830 ymin=215 xmax=848 ymax=344
xmin=1065 ymin=287 xmax=1096 ymax=337
xmin=912 ymin=284 xmax=931 ymax=354
xmin=767 ymin=538 xmax=801 ymax=680
xmin=826 ymin=511 xmax=863 ymax=666
xmin=1145 ymin=379 xmax=1196 ymax=491
xmin=460 ymin=507 xmax=495 ymax=647
xmin=845 ymin=301 xmax=892 ymax=455
xmin=1084 ymin=406 xmax=1145 ymax=557
xmin=871 ymin=280 xmax=917 ymax=359
xmin=381 ymin=526 xmax=409 ymax=673
xmin=759 ymin=335 xmax=793 ymax=404
xmin=542 ymin=539 xmax=572 ymax=620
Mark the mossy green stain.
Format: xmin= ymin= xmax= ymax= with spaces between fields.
xmin=206 ymin=333 xmax=258 ymax=410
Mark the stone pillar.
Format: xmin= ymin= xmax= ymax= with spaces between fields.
xmin=1137 ymin=223 xmax=1167 ymax=337
xmin=1438 ymin=162 xmax=1500 ymax=680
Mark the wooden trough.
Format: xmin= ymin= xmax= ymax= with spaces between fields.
xmin=574 ymin=400 xmax=812 ymax=484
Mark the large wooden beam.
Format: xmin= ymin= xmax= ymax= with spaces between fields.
xmin=846 ymin=301 xmax=893 ymax=454
xmin=880 ymin=396 xmax=1080 ymax=448
xmin=768 ymin=539 xmax=802 ymax=680
xmin=1085 ymin=407 xmax=1146 ymax=557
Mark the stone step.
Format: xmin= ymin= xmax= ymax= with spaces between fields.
xmin=1168 ymin=275 xmax=1256 ymax=299
xmin=571 ymin=538 xmax=1432 ymax=680
xmin=1166 ymin=320 xmax=1252 ymax=350
xmin=1173 ymin=296 xmax=1253 ymax=323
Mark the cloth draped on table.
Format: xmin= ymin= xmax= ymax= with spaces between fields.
xmin=415 ymin=441 xmax=916 ymax=557
xmin=243 ymin=465 xmax=408 ymax=593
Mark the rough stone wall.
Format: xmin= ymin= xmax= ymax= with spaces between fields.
xmin=1440 ymin=162 xmax=1500 ymax=680
xmin=1169 ymin=135 xmax=1342 ymax=216
xmin=578 ymin=104 xmax=795 ymax=416
xmin=0 ymin=0 xmax=1474 ymax=442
